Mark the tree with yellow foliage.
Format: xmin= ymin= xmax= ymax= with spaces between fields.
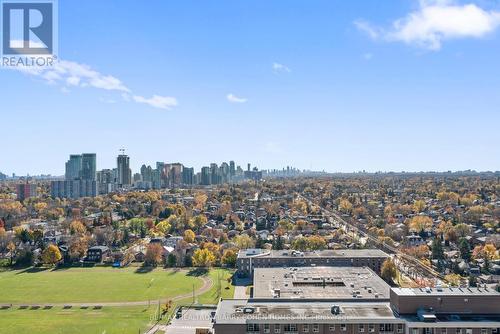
xmin=444 ymin=273 xmax=462 ymax=287
xmin=381 ymin=259 xmax=397 ymax=283
xmin=70 ymin=220 xmax=86 ymax=235
xmin=339 ymin=199 xmax=353 ymax=214
xmin=34 ymin=202 xmax=48 ymax=214
xmin=194 ymin=193 xmax=208 ymax=210
xmin=7 ymin=241 xmax=16 ymax=265
xmin=183 ymin=229 xmax=196 ymax=243
xmin=190 ymin=214 xmax=208 ymax=232
xmin=202 ymin=242 xmax=220 ymax=258
xmin=41 ymin=244 xmax=62 ymax=266
xmin=192 ymin=248 xmax=216 ymax=267
xmin=413 ymin=200 xmax=426 ymax=213
xmin=473 ymin=244 xmax=498 ymax=262
xmin=221 ymin=249 xmax=237 ymax=267
xmin=233 ymin=234 xmax=255 ymax=250
xmin=407 ymin=216 xmax=433 ymax=233
xmin=154 ymin=219 xmax=172 ymax=236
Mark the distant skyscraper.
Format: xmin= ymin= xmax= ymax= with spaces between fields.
xmin=140 ymin=164 xmax=153 ymax=182
xmin=229 ymin=161 xmax=235 ymax=178
xmin=65 ymin=154 xmax=82 ymax=180
xmin=54 ymin=153 xmax=97 ymax=198
xmin=220 ymin=162 xmax=229 ymax=183
xmin=156 ymin=162 xmax=165 ymax=188
xmin=117 ymin=153 xmax=131 ymax=186
xmin=210 ymin=163 xmax=220 ymax=185
xmin=81 ymin=153 xmax=96 ymax=181
xmin=182 ymin=167 xmax=194 ymax=185
xmin=96 ymin=169 xmax=115 ymax=194
xmin=201 ymin=166 xmax=211 ymax=185
xmin=169 ymin=163 xmax=183 ymax=186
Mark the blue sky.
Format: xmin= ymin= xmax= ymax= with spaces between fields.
xmin=1 ymin=0 xmax=500 ymax=175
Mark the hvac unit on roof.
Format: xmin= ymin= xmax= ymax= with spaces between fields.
xmin=331 ymin=305 xmax=341 ymax=315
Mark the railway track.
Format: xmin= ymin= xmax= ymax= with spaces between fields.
xmin=297 ymin=193 xmax=446 ymax=284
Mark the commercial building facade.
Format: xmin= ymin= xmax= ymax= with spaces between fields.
xmin=213 ymin=288 xmax=500 ymax=334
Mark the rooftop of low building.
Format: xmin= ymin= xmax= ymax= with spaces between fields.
xmin=238 ymin=248 xmax=389 ymax=259
xmin=253 ymin=266 xmax=390 ymax=300
xmin=391 ymin=287 xmax=500 ymax=297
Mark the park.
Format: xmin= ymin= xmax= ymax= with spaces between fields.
xmin=0 ymin=266 xmax=234 ymax=334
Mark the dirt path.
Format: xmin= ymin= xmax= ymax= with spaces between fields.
xmin=3 ymin=275 xmax=213 ymax=308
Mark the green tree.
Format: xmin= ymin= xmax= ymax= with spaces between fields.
xmin=458 ymin=238 xmax=471 ymax=261
xmin=167 ymin=253 xmax=177 ymax=267
xmin=291 ymin=237 xmax=308 ymax=251
xmin=273 ymin=235 xmax=284 ymax=250
xmin=431 ymin=238 xmax=444 ymax=260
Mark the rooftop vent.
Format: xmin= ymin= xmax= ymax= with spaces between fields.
xmin=331 ymin=305 xmax=341 ymax=315
xmin=243 ymin=307 xmax=256 ymax=314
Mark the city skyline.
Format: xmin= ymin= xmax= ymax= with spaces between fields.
xmin=2 ymin=0 xmax=500 ymax=175
xmin=2 ymin=148 xmax=499 ymax=179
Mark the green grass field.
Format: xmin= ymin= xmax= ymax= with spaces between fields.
xmin=195 ymin=268 xmax=234 ymax=304
xmin=0 ymin=266 xmax=235 ymax=333
xmin=0 ymin=266 xmax=203 ymax=303
xmin=0 ymin=306 xmax=154 ymax=334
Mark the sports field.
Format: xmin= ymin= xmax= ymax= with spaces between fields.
xmin=0 ymin=266 xmax=202 ymax=303
xmin=0 ymin=306 xmax=153 ymax=334
xmin=0 ymin=266 xmax=235 ymax=334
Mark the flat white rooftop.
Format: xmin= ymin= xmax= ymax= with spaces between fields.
xmin=253 ymin=266 xmax=390 ymax=300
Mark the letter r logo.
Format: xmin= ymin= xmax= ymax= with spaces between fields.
xmin=2 ymin=1 xmax=53 ymax=55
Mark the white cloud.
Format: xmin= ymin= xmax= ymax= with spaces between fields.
xmin=13 ymin=59 xmax=178 ymax=110
xmin=132 ymin=95 xmax=178 ymax=110
xmin=354 ymin=20 xmax=381 ymax=40
xmin=226 ymin=93 xmax=248 ymax=103
xmin=355 ymin=0 xmax=500 ymax=50
xmin=66 ymin=76 xmax=80 ymax=86
xmin=272 ymin=62 xmax=291 ymax=73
